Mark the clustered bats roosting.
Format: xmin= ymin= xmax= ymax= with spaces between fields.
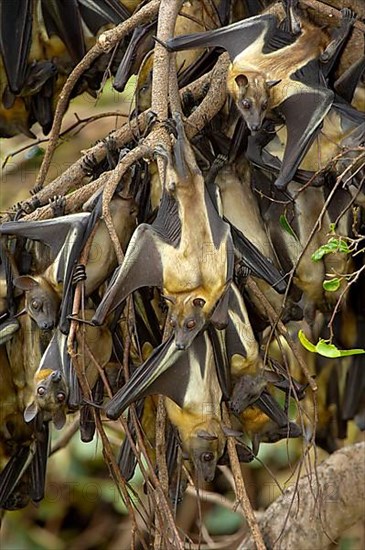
xmin=0 ymin=0 xmax=364 ymax=517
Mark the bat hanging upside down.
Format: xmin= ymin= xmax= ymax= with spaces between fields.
xmin=165 ymin=1 xmax=356 ymax=190
xmin=93 ymin=113 xmax=234 ymax=350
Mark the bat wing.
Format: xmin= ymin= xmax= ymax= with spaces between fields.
xmin=335 ymin=55 xmax=365 ymax=104
xmin=229 ymin=222 xmax=287 ymax=293
xmin=0 ymin=0 xmax=32 ymax=94
xmin=208 ymin=324 xmax=231 ymax=399
xmin=166 ymin=14 xmax=277 ymax=61
xmin=117 ymin=399 xmax=145 ymax=481
xmin=105 ymin=335 xmax=187 ymax=419
xmin=92 ymin=224 xmax=164 ymax=325
xmin=78 ymin=0 xmax=130 ymax=31
xmin=41 ymin=0 xmax=85 ymax=62
xmin=274 ymin=85 xmax=334 ymax=190
xmin=29 ymin=423 xmax=49 ymax=503
xmin=0 ymin=444 xmax=35 ymax=509
xmin=0 ymin=213 xmax=91 ymax=283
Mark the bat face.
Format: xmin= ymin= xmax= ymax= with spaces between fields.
xmin=13 ymin=275 xmax=60 ymax=331
xmin=166 ymin=293 xmax=209 ymax=350
xmin=24 ymin=369 xmax=68 ymax=430
xmin=189 ymin=426 xmax=225 ymax=483
xmin=228 ymin=69 xmax=270 ymax=132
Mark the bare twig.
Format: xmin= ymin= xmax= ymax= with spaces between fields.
xmin=33 ymin=0 xmax=162 ymax=192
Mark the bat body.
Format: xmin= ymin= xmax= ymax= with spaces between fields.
xmin=0 ymin=212 xmax=92 ymax=332
xmin=93 ymin=114 xmax=234 ymax=350
xmin=24 ymin=309 xmax=113 ymax=427
xmin=0 ymin=301 xmax=51 ymax=509
xmin=105 ymin=330 xmax=226 ymax=482
xmin=1 ymin=196 xmax=136 ymax=331
xmin=166 ymin=7 xmax=356 ymax=189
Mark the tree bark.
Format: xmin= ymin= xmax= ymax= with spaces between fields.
xmin=239 ymin=442 xmax=365 ymax=549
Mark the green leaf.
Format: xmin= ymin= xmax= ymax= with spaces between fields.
xmin=316 ymin=340 xmax=341 ymax=357
xmin=298 ymin=330 xmax=317 ymax=352
xmin=338 ymin=348 xmax=365 ymax=357
xmin=323 ymin=278 xmax=341 ymax=292
xmin=279 ymin=214 xmax=298 ymax=240
xmin=311 ymin=237 xmax=350 ymax=262
xmin=298 ymin=331 xmax=365 ymax=357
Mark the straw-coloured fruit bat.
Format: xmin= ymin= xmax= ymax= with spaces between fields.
xmin=93 ymin=114 xmax=234 ymax=350
xmin=23 ymin=309 xmax=113 ymax=427
xmin=0 ymin=212 xmax=92 ymax=331
xmin=166 ymin=5 xmax=356 ymax=189
xmin=105 ymin=331 xmax=226 ymax=482
xmin=0 ymin=195 xmax=137 ymax=332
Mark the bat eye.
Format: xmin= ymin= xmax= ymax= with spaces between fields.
xmin=193 ymin=298 xmax=205 ymax=308
xmin=241 ymin=99 xmax=251 ymax=110
xmin=37 ymin=386 xmax=46 ymax=396
xmin=201 ymin=452 xmax=214 ymax=463
xmin=186 ymin=319 xmax=196 ymax=330
xmin=261 ymin=100 xmax=268 ymax=111
xmin=56 ymin=392 xmax=66 ymax=402
xmin=31 ymin=299 xmax=41 ymax=310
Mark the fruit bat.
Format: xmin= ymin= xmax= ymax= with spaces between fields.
xmin=13 ymin=274 xmax=61 ymax=331
xmin=23 ymin=328 xmax=71 ymax=430
xmin=0 ymin=0 xmax=130 ymax=137
xmin=247 ymin=99 xmax=365 ymax=184
xmin=0 ymin=323 xmax=50 ymax=510
xmin=205 ymin=148 xmax=287 ymax=294
xmin=93 ymin=113 xmax=234 ymax=350
xmin=165 ymin=6 xmax=356 ymax=190
xmin=105 ymin=331 xmax=226 ymax=483
xmin=0 ymin=212 xmax=93 ymax=332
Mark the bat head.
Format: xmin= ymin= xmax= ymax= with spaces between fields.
xmin=166 ymin=295 xmax=207 ymax=350
xmin=228 ymin=69 xmax=280 ymax=132
xmin=188 ymin=422 xmax=226 ymax=483
xmin=14 ymin=274 xmax=60 ymax=330
xmin=24 ymin=369 xmax=68 ymax=429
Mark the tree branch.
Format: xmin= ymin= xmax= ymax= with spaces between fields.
xmin=239 ymin=442 xmax=365 ymax=549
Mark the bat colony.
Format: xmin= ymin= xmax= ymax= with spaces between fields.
xmin=0 ymin=0 xmax=364 ymax=519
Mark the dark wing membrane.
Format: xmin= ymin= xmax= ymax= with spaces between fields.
xmin=166 ymin=14 xmax=277 ymax=61
xmin=41 ymin=0 xmax=85 ymax=62
xmin=104 ymin=335 xmax=182 ymax=419
xmin=274 ymin=85 xmax=334 ymax=190
xmin=229 ymin=222 xmax=287 ymax=292
xmin=0 ymin=0 xmax=32 ymax=94
xmin=92 ymin=224 xmax=163 ymax=325
xmin=334 ymin=55 xmax=365 ymax=104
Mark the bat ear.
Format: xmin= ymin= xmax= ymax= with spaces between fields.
xmin=266 ymin=79 xmax=281 ymax=89
xmin=24 ymin=401 xmax=38 ymax=423
xmin=13 ymin=275 xmax=39 ymax=291
xmin=197 ymin=430 xmax=218 ymax=441
xmin=235 ymin=74 xmax=249 ymax=89
xmin=53 ymin=408 xmax=67 ymax=430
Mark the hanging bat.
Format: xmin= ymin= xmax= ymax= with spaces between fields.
xmin=0 ymin=212 xmax=93 ymax=332
xmin=165 ymin=4 xmax=356 ymax=190
xmin=93 ymin=113 xmax=234 ymax=350
xmin=0 ymin=336 xmax=50 ymax=510
xmin=205 ymin=145 xmax=287 ymax=294
xmin=23 ymin=328 xmax=70 ymax=430
xmin=105 ymin=331 xmax=226 ymax=483
xmin=248 ymin=98 xmax=365 ymax=182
